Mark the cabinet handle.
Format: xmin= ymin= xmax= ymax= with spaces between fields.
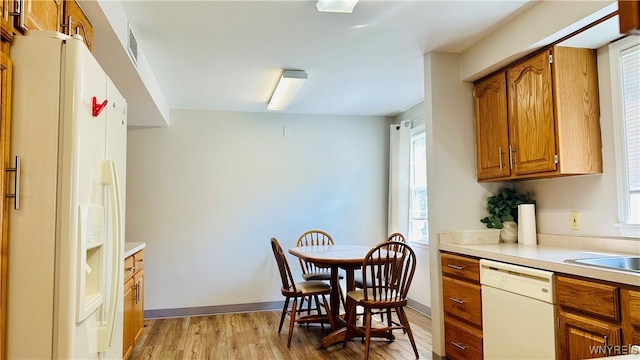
xmin=498 ymin=147 xmax=503 ymax=170
xmin=5 ymin=156 xmax=21 ymax=210
xmin=136 ymin=281 xmax=141 ymax=303
xmin=9 ymin=0 xmax=21 ymax=16
xmin=448 ymin=297 xmax=465 ymax=305
xmin=447 ymin=264 xmax=463 ymax=270
xmin=451 ymin=341 xmax=466 ymax=351
xmin=60 ymin=15 xmax=72 ymax=34
xmin=509 ymin=145 xmax=514 ymax=169
xmin=126 ymin=266 xmax=135 ymax=273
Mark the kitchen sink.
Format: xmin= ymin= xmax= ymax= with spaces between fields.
xmin=565 ymin=256 xmax=640 ymax=273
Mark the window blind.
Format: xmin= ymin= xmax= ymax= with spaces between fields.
xmin=621 ymin=44 xmax=640 ymax=194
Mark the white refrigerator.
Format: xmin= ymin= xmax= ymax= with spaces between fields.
xmin=6 ymin=31 xmax=127 ymax=359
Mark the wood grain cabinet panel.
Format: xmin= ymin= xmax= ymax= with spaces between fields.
xmin=444 ymin=316 xmax=483 ymax=360
xmin=16 ymin=0 xmax=62 ymax=33
xmin=619 ymin=0 xmax=640 ymax=34
xmin=556 ymin=275 xmax=620 ymax=322
xmin=442 ymin=276 xmax=482 ymax=327
xmin=440 ymin=252 xmax=480 ymax=282
xmin=558 ymin=310 xmax=622 ymax=359
xmin=123 ymin=277 xmax=134 ymax=360
xmin=507 ymin=49 xmax=557 ymax=176
xmin=474 ymin=72 xmax=510 ymax=180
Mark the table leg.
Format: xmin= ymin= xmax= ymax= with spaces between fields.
xmin=321 ymin=266 xmax=394 ymax=349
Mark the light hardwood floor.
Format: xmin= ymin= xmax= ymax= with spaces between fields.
xmin=128 ymin=307 xmax=433 ymax=360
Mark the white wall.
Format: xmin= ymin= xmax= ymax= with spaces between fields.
xmin=126 ymin=110 xmax=389 ymax=311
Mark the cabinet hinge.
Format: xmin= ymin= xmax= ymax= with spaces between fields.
xmin=472 ymin=90 xmax=475 ymax=98
xmin=554 ymin=154 xmax=558 ymax=164
xmin=549 ymin=54 xmax=553 ymax=64
xmin=556 ymin=317 xmax=559 ymax=329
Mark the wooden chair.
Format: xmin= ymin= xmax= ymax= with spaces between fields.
xmin=354 ymin=233 xmax=406 ymax=328
xmin=342 ymin=241 xmax=419 ymax=360
xmin=270 ymin=238 xmax=334 ymax=348
xmin=296 ymin=230 xmax=345 ymax=309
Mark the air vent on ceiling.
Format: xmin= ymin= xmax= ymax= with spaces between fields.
xmin=127 ymin=21 xmax=138 ymax=66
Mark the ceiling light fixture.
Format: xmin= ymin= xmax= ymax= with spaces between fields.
xmin=267 ymin=70 xmax=308 ymax=111
xmin=316 ymin=0 xmax=359 ymax=13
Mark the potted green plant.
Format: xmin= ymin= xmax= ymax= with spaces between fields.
xmin=480 ymin=188 xmax=536 ymax=229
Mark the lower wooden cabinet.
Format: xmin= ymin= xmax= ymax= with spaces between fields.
xmin=557 ymin=274 xmax=638 ymax=359
xmin=123 ymin=249 xmax=144 ymax=360
xmin=440 ymin=252 xmax=483 ymax=360
xmin=558 ymin=310 xmax=622 ymax=359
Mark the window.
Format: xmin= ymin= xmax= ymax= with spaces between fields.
xmin=610 ymin=35 xmax=640 ymax=237
xmin=408 ymin=125 xmax=428 ymax=243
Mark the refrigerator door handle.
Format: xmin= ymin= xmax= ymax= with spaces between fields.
xmin=99 ymin=160 xmax=123 ymax=352
xmin=5 ymin=156 xmax=21 ymax=210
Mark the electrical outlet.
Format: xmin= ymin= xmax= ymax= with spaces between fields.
xmin=570 ymin=211 xmax=580 ymax=230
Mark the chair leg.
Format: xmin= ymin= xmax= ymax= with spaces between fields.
xmin=397 ymin=307 xmax=419 ymax=359
xmin=363 ymin=309 xmax=372 ymax=360
xmin=338 ymin=283 xmax=346 ymax=310
xmin=287 ymin=297 xmax=298 ymax=348
xmin=314 ymin=295 xmax=324 ymax=330
xmin=278 ymin=297 xmax=290 ymax=333
xmin=342 ymin=297 xmax=356 ymax=349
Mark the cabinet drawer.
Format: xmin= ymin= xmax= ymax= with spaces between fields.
xmin=442 ymin=276 xmax=482 ymax=327
xmin=124 ymin=255 xmax=135 ymax=281
xmin=441 ymin=253 xmax=480 ymax=283
xmin=557 ymin=275 xmax=619 ymax=321
xmin=133 ymin=250 xmax=144 ymax=272
xmin=444 ymin=315 xmax=483 ymax=360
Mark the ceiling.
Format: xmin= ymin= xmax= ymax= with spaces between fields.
xmin=118 ymin=0 xmax=536 ymax=118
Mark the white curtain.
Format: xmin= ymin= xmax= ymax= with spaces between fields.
xmin=388 ymin=120 xmax=411 ymax=236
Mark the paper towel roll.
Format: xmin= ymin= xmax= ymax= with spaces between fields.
xmin=518 ymin=204 xmax=537 ymax=245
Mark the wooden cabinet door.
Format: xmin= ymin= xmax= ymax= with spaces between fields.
xmin=123 ymin=277 xmax=134 ymax=360
xmin=15 ymin=0 xmax=61 ymax=33
xmin=133 ymin=269 xmax=144 ymax=345
xmin=474 ymin=72 xmax=510 ymax=180
xmin=507 ymin=50 xmax=557 ymax=176
xmin=558 ymin=310 xmax=622 ymax=359
xmin=62 ymin=0 xmax=92 ymax=51
xmin=0 ymin=49 xmax=11 ymax=360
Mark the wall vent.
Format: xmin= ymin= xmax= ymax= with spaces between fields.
xmin=127 ymin=21 xmax=138 ymax=66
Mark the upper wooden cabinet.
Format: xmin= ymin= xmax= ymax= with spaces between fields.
xmin=474 ymin=72 xmax=509 ymax=179
xmin=474 ymin=46 xmax=602 ymax=181
xmin=61 ymin=0 xmax=92 ymax=51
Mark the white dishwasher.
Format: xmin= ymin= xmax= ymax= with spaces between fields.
xmin=480 ymin=259 xmax=556 ymax=360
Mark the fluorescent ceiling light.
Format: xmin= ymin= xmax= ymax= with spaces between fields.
xmin=267 ymin=70 xmax=308 ymax=111
xmin=316 ymin=0 xmax=359 ymax=13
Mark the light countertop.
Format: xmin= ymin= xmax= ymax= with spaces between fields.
xmin=124 ymin=242 xmax=145 ymax=258
xmin=439 ymin=240 xmax=639 ymax=287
